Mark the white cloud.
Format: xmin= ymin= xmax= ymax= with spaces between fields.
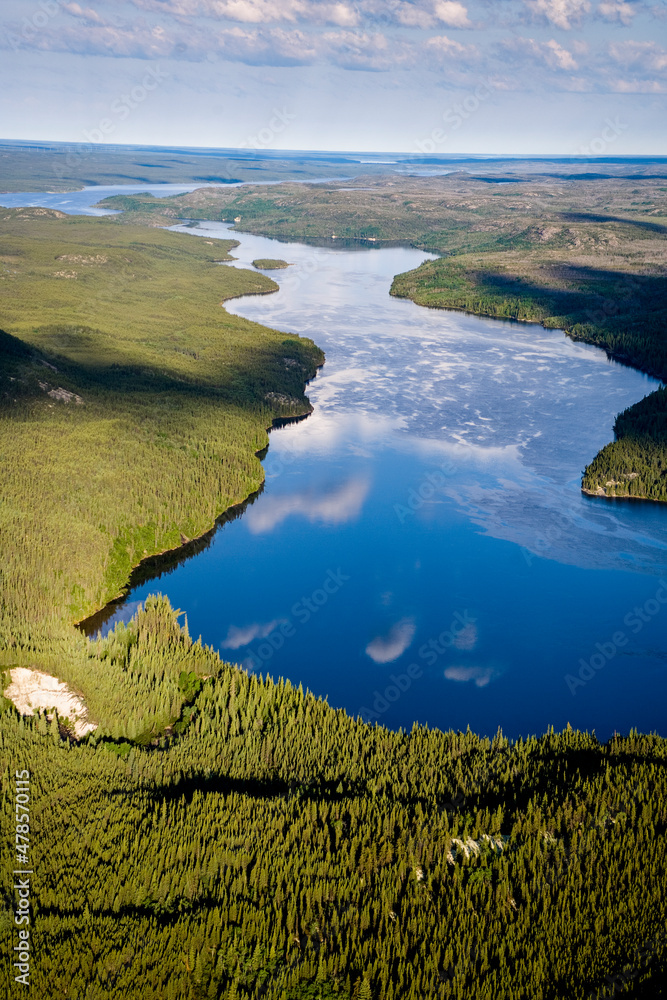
xmin=60 ymin=3 xmax=111 ymax=25
xmin=609 ymin=39 xmax=667 ymax=70
xmin=598 ymin=0 xmax=638 ymax=23
xmin=545 ymin=37 xmax=578 ymax=67
xmin=325 ymin=3 xmax=361 ymax=26
xmin=365 ymin=617 xmax=416 ymax=663
xmin=503 ymin=35 xmax=578 ymax=70
xmin=393 ymin=2 xmax=437 ymax=28
xmin=609 ymin=77 xmax=667 ymax=91
xmin=129 ymin=0 xmax=433 ymax=28
xmin=221 ymin=619 xmax=286 ymax=648
xmin=433 ymin=1 xmax=473 ymax=27
xmin=321 ymin=29 xmax=402 ymax=70
xmin=426 ymin=33 xmax=477 ymax=58
xmin=131 ymin=0 xmax=310 ymax=22
xmin=524 ymin=0 xmax=592 ymax=29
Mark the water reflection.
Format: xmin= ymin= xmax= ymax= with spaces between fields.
xmin=58 ymin=198 xmax=667 ymax=738
xmin=444 ymin=665 xmax=502 ymax=688
xmin=221 ymin=619 xmax=288 ymax=649
xmin=245 ymin=476 xmax=371 ymax=534
xmin=365 ymin=618 xmax=416 ymax=664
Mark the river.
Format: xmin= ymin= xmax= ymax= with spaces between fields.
xmin=3 ymin=186 xmax=667 ymax=739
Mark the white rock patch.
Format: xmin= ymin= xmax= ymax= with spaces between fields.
xmin=4 ymin=667 xmax=97 ymax=738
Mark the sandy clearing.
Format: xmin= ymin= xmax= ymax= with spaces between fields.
xmin=4 ymin=667 xmax=97 ymax=738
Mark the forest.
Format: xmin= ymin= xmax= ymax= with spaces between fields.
xmin=1 ymin=598 xmax=666 ymax=999
xmin=1 ymin=189 xmax=666 ymax=998
xmin=581 ymin=388 xmax=667 ymax=500
xmin=0 ymin=207 xmax=323 ymax=645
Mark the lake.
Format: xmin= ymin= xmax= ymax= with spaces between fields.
xmin=4 ymin=186 xmax=667 ymax=739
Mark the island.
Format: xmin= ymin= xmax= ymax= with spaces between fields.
xmin=252 ymin=258 xmax=290 ymax=269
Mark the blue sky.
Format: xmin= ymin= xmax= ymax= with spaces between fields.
xmin=1 ymin=0 xmax=665 ymax=153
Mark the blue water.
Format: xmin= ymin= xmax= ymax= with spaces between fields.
xmin=0 ymin=179 xmax=354 ymax=216
xmin=5 ymin=186 xmax=667 ymax=739
xmin=0 ymin=184 xmax=210 ymax=216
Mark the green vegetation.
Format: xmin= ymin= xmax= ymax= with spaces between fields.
xmin=98 ymin=167 xmax=667 ymax=255
xmin=2 ymin=171 xmax=667 ymax=997
xmin=2 ymin=599 xmax=667 ymax=999
xmin=0 ymin=207 xmax=322 ymax=643
xmin=253 ymin=259 xmax=290 ymax=270
xmin=0 ymin=141 xmax=396 ymax=194
xmin=582 ymin=387 xmax=667 ymax=500
xmin=101 ymin=168 xmax=667 ymax=502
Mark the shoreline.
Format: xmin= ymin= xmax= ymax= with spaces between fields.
xmin=66 ymin=246 xmax=324 ymax=633
xmin=389 ymin=286 xmax=666 ymax=507
xmin=65 ymin=213 xmax=663 ymax=635
xmin=581 ymin=487 xmax=667 ymax=504
xmin=75 ymin=400 xmax=319 ymax=634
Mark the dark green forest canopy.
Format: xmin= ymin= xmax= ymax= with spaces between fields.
xmin=1 ymin=599 xmax=667 ymax=999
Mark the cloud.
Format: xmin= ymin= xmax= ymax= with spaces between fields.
xmin=444 ymin=664 xmax=499 ymax=687
xmin=321 ymin=29 xmax=405 ymax=70
xmin=598 ymin=0 xmax=637 ymax=23
xmin=221 ymin=619 xmax=286 ymax=648
xmin=365 ymin=617 xmax=416 ymax=663
xmin=128 ymin=0 xmax=464 ymax=29
xmin=433 ymin=1 xmax=473 ymax=27
xmin=245 ymin=477 xmax=370 ymax=533
xmin=393 ymin=2 xmax=438 ymax=28
xmin=608 ymin=77 xmax=667 ymax=91
xmin=523 ymin=0 xmax=592 ymax=29
xmin=1 ymin=0 xmax=659 ymax=93
xmin=603 ymin=38 xmax=667 ymax=91
xmin=60 ymin=3 xmax=112 ymax=25
xmin=130 ymin=0 xmax=311 ymax=23
xmin=608 ymin=39 xmax=667 ymax=71
xmin=1 ymin=6 xmax=413 ymax=69
xmin=502 ymin=35 xmax=578 ymax=70
xmin=426 ymin=33 xmax=478 ymax=59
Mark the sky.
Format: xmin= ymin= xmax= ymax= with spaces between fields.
xmin=1 ymin=0 xmax=666 ymax=154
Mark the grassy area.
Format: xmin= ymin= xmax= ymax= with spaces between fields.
xmin=0 ymin=207 xmax=323 ymax=644
xmin=98 ymin=166 xmax=667 ymax=254
xmin=253 ymin=258 xmax=290 ymax=269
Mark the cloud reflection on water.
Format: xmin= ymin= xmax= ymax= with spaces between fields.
xmin=221 ymin=619 xmax=286 ymax=649
xmin=444 ymin=665 xmax=501 ymax=688
xmin=365 ymin=617 xmax=416 ymax=664
xmin=245 ymin=476 xmax=371 ymax=533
